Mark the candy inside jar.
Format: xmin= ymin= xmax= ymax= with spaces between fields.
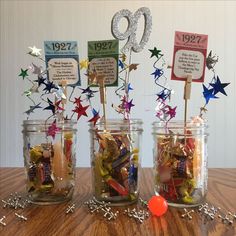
xmin=90 ymin=119 xmax=143 ymax=206
xmin=153 ymin=120 xmax=208 ymax=207
xmin=22 ymin=120 xmax=77 ymax=205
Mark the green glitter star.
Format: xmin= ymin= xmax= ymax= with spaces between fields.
xmin=19 ymin=68 xmax=28 ymax=80
xmin=149 ymin=47 xmax=163 ymax=59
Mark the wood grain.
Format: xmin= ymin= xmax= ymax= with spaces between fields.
xmin=0 ymin=168 xmax=235 ymax=236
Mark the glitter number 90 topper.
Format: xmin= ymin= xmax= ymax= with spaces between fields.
xmin=111 ymin=7 xmax=152 ymax=53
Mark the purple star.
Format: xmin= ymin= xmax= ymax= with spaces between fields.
xmin=210 ymin=76 xmax=230 ymax=96
xmin=47 ymin=120 xmax=61 ymax=139
xmin=151 ymin=68 xmax=164 ymax=79
xmin=202 ymin=84 xmax=218 ymax=104
xmin=125 ymin=99 xmax=135 ymax=112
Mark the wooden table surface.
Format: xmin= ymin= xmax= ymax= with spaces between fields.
xmin=0 ymin=168 xmax=235 ymax=236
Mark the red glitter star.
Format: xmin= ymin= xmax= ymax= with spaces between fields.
xmin=166 ymin=106 xmax=177 ymax=119
xmin=72 ymin=104 xmax=89 ymax=120
xmin=47 ymin=120 xmax=61 ymax=139
xmin=55 ymin=100 xmax=64 ymax=112
xmin=88 ymin=110 xmax=100 ymax=126
xmin=73 ymin=96 xmax=82 ymax=106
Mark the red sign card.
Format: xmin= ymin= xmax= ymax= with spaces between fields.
xmin=171 ymin=31 xmax=208 ymax=82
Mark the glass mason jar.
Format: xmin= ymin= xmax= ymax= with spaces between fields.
xmin=89 ymin=119 xmax=143 ymax=206
xmin=153 ymin=120 xmax=208 ymax=207
xmin=22 ymin=120 xmax=77 ymax=204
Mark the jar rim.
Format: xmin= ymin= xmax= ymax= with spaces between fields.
xmin=23 ymin=119 xmax=77 ymax=126
xmin=89 ymin=118 xmax=143 ymax=132
xmin=152 ymin=120 xmax=208 ymax=128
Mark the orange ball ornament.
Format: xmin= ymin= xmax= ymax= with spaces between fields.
xmin=148 ymin=195 xmax=168 ymax=216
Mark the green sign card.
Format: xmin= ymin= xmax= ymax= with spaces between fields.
xmin=88 ymin=39 xmax=119 ymax=87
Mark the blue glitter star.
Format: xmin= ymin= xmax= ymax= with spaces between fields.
xmin=127 ymin=83 xmax=133 ymax=93
xmin=156 ymin=90 xmax=170 ymax=101
xmin=202 ymin=84 xmax=218 ymax=104
xmin=151 ymin=68 xmax=164 ymax=79
xmin=210 ymin=76 xmax=230 ymax=96
xmin=118 ymin=59 xmax=124 ymax=69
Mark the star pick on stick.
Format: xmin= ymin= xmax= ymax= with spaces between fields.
xmin=125 ymin=99 xmax=135 ymax=112
xmin=25 ymin=103 xmax=42 ymax=116
xmin=43 ymin=81 xmax=57 ymax=93
xmin=28 ymin=46 xmax=42 ymax=57
xmin=151 ymin=68 xmax=164 ymax=79
xmin=149 ymin=47 xmax=163 ymax=59
xmin=202 ymin=84 xmax=218 ymax=104
xmin=79 ymin=59 xmax=89 ymax=69
xmin=129 ymin=63 xmax=139 ymax=72
xmin=19 ymin=68 xmax=28 ymax=80
xmin=73 ymin=96 xmax=82 ymax=106
xmin=206 ymin=51 xmax=218 ymax=70
xmin=88 ymin=109 xmax=100 ymax=126
xmin=47 ymin=120 xmax=61 ymax=139
xmin=118 ymin=59 xmax=125 ymax=69
xmin=166 ymin=106 xmax=177 ymax=119
xmin=34 ymin=76 xmax=46 ymax=87
xmin=44 ymin=98 xmax=56 ymax=114
xmin=31 ymin=63 xmax=42 ymax=75
xmin=210 ymin=76 xmax=230 ymax=96
xmin=72 ymin=104 xmax=89 ymax=120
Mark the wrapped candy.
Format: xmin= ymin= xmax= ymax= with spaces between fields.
xmin=153 ymin=120 xmax=208 ymax=206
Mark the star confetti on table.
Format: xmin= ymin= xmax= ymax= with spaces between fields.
xmin=88 ymin=109 xmax=100 ymax=126
xmin=129 ymin=63 xmax=139 ymax=72
xmin=28 ymin=46 xmax=42 ymax=57
xmin=79 ymin=59 xmax=89 ymax=69
xmin=202 ymin=84 xmax=218 ymax=104
xmin=25 ymin=103 xmax=42 ymax=116
xmin=151 ymin=68 xmax=164 ymax=79
xmin=124 ymin=99 xmax=135 ymax=112
xmin=210 ymin=76 xmax=230 ymax=96
xmin=19 ymin=68 xmax=29 ymax=80
xmin=47 ymin=120 xmax=61 ymax=139
xmin=72 ymin=103 xmax=89 ymax=120
xmin=118 ymin=59 xmax=125 ymax=69
xmin=44 ymin=98 xmax=56 ymax=114
xmin=149 ymin=47 xmax=163 ymax=60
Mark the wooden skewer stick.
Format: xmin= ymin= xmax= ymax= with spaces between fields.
xmin=96 ymin=75 xmax=107 ymax=130
xmin=184 ymin=75 xmax=192 ymax=125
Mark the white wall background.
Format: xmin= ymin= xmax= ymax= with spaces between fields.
xmin=0 ymin=0 xmax=236 ymax=168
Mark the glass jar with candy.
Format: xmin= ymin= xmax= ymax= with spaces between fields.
xmin=90 ymin=119 xmax=143 ymax=206
xmin=152 ymin=120 xmax=208 ymax=207
xmin=22 ymin=119 xmax=77 ymax=204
